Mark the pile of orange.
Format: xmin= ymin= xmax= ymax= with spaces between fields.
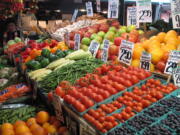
xmin=0 ymin=111 xmax=67 ymax=135
xmin=131 ymin=30 xmax=180 ymax=73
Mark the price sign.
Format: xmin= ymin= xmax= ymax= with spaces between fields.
xmin=71 ymin=9 xmax=78 ymax=22
xmin=136 ymin=0 xmax=152 ymax=23
xmin=140 ymin=51 xmax=151 ymax=71
xmin=173 ymin=66 xmax=180 ymax=87
xmin=53 ymin=93 xmax=64 ymax=123
xmin=96 ymin=0 xmax=101 ymax=12
xmin=64 ymin=30 xmax=69 ymax=46
xmin=171 ymin=0 xmax=180 ymax=29
xmin=74 ymin=34 xmax=81 ymax=50
xmin=108 ymin=0 xmax=119 ymax=19
xmin=127 ymin=6 xmax=139 ymax=28
xmin=88 ymin=40 xmax=100 ymax=57
xmin=86 ymin=1 xmax=93 ymax=17
xmin=164 ymin=51 xmax=180 ymax=75
xmin=101 ymin=40 xmax=110 ymax=62
xmin=118 ymin=40 xmax=134 ymax=65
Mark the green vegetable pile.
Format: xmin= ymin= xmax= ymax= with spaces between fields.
xmin=39 ymin=58 xmax=104 ymax=92
xmin=0 ymin=105 xmax=37 ymax=124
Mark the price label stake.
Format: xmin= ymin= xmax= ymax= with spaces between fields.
xmin=118 ymin=40 xmax=134 ymax=65
xmin=164 ymin=51 xmax=180 ymax=75
xmin=96 ymin=0 xmax=101 ymax=12
xmin=88 ymin=40 xmax=100 ymax=57
xmin=136 ymin=0 xmax=152 ymax=23
xmin=171 ymin=0 xmax=180 ymax=29
xmin=173 ymin=66 xmax=180 ymax=87
xmin=86 ymin=1 xmax=93 ymax=17
xmin=71 ymin=9 xmax=78 ymax=22
xmin=108 ymin=0 xmax=119 ymax=19
xmin=140 ymin=51 xmax=151 ymax=71
xmin=101 ymin=40 xmax=110 ymax=62
xmin=74 ymin=34 xmax=81 ymax=50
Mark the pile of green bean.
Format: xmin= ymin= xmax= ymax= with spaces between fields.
xmin=39 ymin=58 xmax=104 ymax=92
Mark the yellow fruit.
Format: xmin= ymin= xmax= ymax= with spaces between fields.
xmin=164 ymin=30 xmax=178 ymax=42
xmin=157 ymin=32 xmax=166 ymax=42
xmin=1 ymin=123 xmax=13 ymax=131
xmin=42 ymin=122 xmax=50 ymax=129
xmin=2 ymin=129 xmax=15 ymax=135
xmin=46 ymin=125 xmax=56 ymax=134
xmin=14 ymin=121 xmax=26 ymax=129
xmin=131 ymin=59 xmax=140 ymax=67
xmin=133 ymin=46 xmax=145 ymax=59
xmin=26 ymin=118 xmax=36 ymax=127
xmin=31 ymin=127 xmax=46 ymax=135
xmin=166 ymin=38 xmax=179 ymax=47
xmin=142 ymin=40 xmax=150 ymax=50
xmin=150 ymin=63 xmax=155 ymax=72
xmin=15 ymin=125 xmax=30 ymax=134
xmin=36 ymin=111 xmax=50 ymax=124
xmin=150 ymin=48 xmax=163 ymax=64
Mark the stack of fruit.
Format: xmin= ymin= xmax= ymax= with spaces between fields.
xmin=0 ymin=111 xmax=68 ymax=135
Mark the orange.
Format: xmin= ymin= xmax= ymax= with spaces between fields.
xmin=131 ymin=59 xmax=140 ymax=67
xmin=42 ymin=122 xmax=50 ymax=129
xmin=45 ymin=125 xmax=56 ymax=134
xmin=150 ymin=48 xmax=163 ymax=64
xmin=164 ymin=30 xmax=177 ymax=42
xmin=13 ymin=120 xmax=26 ymax=129
xmin=36 ymin=111 xmax=49 ymax=124
xmin=133 ymin=46 xmax=145 ymax=59
xmin=15 ymin=125 xmax=30 ymax=134
xmin=31 ymin=127 xmax=47 ymax=135
xmin=16 ymin=132 xmax=32 ymax=135
xmin=2 ymin=129 xmax=15 ymax=135
xmin=150 ymin=63 xmax=155 ymax=72
xmin=29 ymin=123 xmax=41 ymax=132
xmin=157 ymin=32 xmax=166 ymax=42
xmin=166 ymin=38 xmax=179 ymax=47
xmin=26 ymin=118 xmax=36 ymax=127
xmin=142 ymin=40 xmax=150 ymax=50
xmin=1 ymin=123 xmax=13 ymax=131
xmin=58 ymin=126 xmax=67 ymax=134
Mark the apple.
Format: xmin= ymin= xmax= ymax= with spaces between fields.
xmin=109 ymin=26 xmax=117 ymax=33
xmin=127 ymin=25 xmax=136 ymax=33
xmin=74 ymin=31 xmax=84 ymax=40
xmin=99 ymin=24 xmax=109 ymax=33
xmin=109 ymin=55 xmax=118 ymax=61
xmin=69 ymin=32 xmax=75 ymax=40
xmin=120 ymin=26 xmax=127 ymax=30
xmin=80 ymin=44 xmax=89 ymax=51
xmin=91 ymin=33 xmax=97 ymax=40
xmin=111 ymin=21 xmax=120 ymax=28
xmin=118 ymin=28 xmax=126 ymax=36
xmin=107 ymin=31 xmax=115 ymax=36
xmin=84 ymin=32 xmax=92 ymax=38
xmin=97 ymin=31 xmax=105 ymax=38
xmin=88 ymin=28 xmax=98 ymax=33
xmin=114 ymin=37 xmax=123 ymax=46
xmin=109 ymin=44 xmax=119 ymax=56
xmin=104 ymin=33 xmax=114 ymax=41
xmin=138 ymin=30 xmax=144 ymax=35
xmin=121 ymin=33 xmax=129 ymax=40
xmin=69 ymin=40 xmax=75 ymax=49
xmin=81 ymin=37 xmax=91 ymax=45
xmin=94 ymin=36 xmax=103 ymax=43
xmin=115 ymin=33 xmax=120 ymax=37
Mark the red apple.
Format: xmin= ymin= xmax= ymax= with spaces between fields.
xmin=156 ymin=61 xmax=166 ymax=72
xmin=111 ymin=21 xmax=120 ymax=29
xmin=128 ymin=35 xmax=138 ymax=43
xmin=99 ymin=24 xmax=109 ymax=33
xmin=114 ymin=37 xmax=123 ymax=46
xmin=109 ymin=44 xmax=119 ymax=56
xmin=69 ymin=32 xmax=75 ymax=40
xmin=84 ymin=32 xmax=92 ymax=38
xmin=109 ymin=55 xmax=118 ymax=61
xmin=121 ymin=33 xmax=129 ymax=40
xmin=69 ymin=40 xmax=75 ymax=49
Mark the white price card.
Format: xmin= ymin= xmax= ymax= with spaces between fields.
xmin=108 ymin=0 xmax=119 ymax=19
xmin=173 ymin=66 xmax=180 ymax=87
xmin=88 ymin=40 xmax=100 ymax=57
xmin=127 ymin=6 xmax=139 ymax=28
xmin=74 ymin=34 xmax=81 ymax=50
xmin=164 ymin=51 xmax=180 ymax=75
xmin=140 ymin=51 xmax=151 ymax=71
xmin=71 ymin=9 xmax=78 ymax=22
xmin=136 ymin=0 xmax=152 ymax=23
xmin=118 ymin=40 xmax=134 ymax=65
xmin=96 ymin=0 xmax=101 ymax=12
xmin=101 ymin=40 xmax=110 ymax=62
xmin=86 ymin=1 xmax=93 ymax=17
xmin=171 ymin=0 xmax=180 ymax=29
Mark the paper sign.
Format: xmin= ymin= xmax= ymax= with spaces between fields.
xmin=140 ymin=51 xmax=151 ymax=71
xmin=136 ymin=0 xmax=152 ymax=23
xmin=71 ymin=9 xmax=78 ymax=22
xmin=108 ymin=0 xmax=119 ymax=19
xmin=88 ymin=40 xmax=100 ymax=57
xmin=86 ymin=1 xmax=93 ymax=17
xmin=171 ymin=0 xmax=180 ymax=29
xmin=173 ymin=66 xmax=180 ymax=87
xmin=118 ymin=40 xmax=134 ymax=65
xmin=164 ymin=51 xmax=180 ymax=75
xmin=127 ymin=6 xmax=139 ymax=28
xmin=96 ymin=0 xmax=101 ymax=12
xmin=74 ymin=34 xmax=81 ymax=50
xmin=101 ymin=40 xmax=110 ymax=62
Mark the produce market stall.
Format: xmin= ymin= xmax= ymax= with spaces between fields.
xmin=0 ymin=0 xmax=180 ymax=135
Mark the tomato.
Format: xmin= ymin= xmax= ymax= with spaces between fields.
xmin=131 ymin=75 xmax=140 ymax=84
xmin=99 ymin=112 xmax=106 ymax=117
xmin=112 ymin=82 xmax=125 ymax=91
xmin=137 ymin=73 xmax=146 ymax=80
xmin=101 ymin=129 xmax=107 ymax=133
xmin=101 ymin=64 xmax=111 ymax=73
xmin=144 ymin=71 xmax=152 ymax=77
xmin=59 ymin=81 xmax=71 ymax=88
xmin=141 ymin=100 xmax=151 ymax=108
xmin=100 ymin=104 xmax=107 ymax=110
xmin=144 ymin=95 xmax=152 ymax=100
xmin=101 ymin=91 xmax=110 ymax=99
xmin=94 ymin=80 xmax=102 ymax=88
xmin=103 ymin=122 xmax=114 ymax=130
xmin=105 ymin=116 xmax=115 ymax=122
xmin=116 ymin=77 xmax=125 ymax=84
xmin=125 ymin=106 xmax=132 ymax=113
xmin=89 ymin=92 xmax=97 ymax=100
xmin=155 ymin=91 xmax=164 ymax=100
xmin=83 ymin=114 xmax=91 ymax=121
xmin=64 ymin=95 xmax=74 ymax=104
xmin=96 ymin=108 xmax=103 ymax=113
xmin=48 ymin=92 xmax=53 ymax=101
xmin=112 ymin=101 xmax=122 ymax=108
xmin=149 ymin=97 xmax=157 ymax=103
xmin=95 ymin=121 xmax=103 ymax=130
xmin=123 ymin=80 xmax=133 ymax=87
xmin=112 ymin=121 xmax=118 ymax=127
xmin=94 ymin=67 xmax=102 ymax=75
xmin=121 ymin=111 xmax=131 ymax=120
xmin=104 ymin=107 xmax=113 ymax=114
xmin=154 ymin=80 xmax=161 ymax=86
xmin=135 ymin=106 xmax=143 ymax=112
xmin=75 ymin=102 xmax=86 ymax=112
xmin=126 ymin=101 xmax=133 ymax=107
xmin=92 ymin=111 xmax=100 ymax=119
xmin=68 ymin=90 xmax=78 ymax=98
xmin=95 ymin=95 xmax=104 ymax=102
xmin=84 ymin=99 xmax=94 ymax=108
xmin=113 ymin=65 xmax=122 ymax=71
xmin=88 ymin=85 xmax=96 ymax=89
xmin=100 ymin=76 xmax=109 ymax=84
xmin=133 ymin=95 xmax=142 ymax=102
xmin=98 ymin=117 xmax=105 ymax=123
xmin=55 ymin=86 xmax=65 ymax=98
xmin=117 ymin=97 xmax=124 ymax=103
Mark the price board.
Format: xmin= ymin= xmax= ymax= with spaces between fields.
xmin=88 ymin=40 xmax=100 ymax=57
xmin=74 ymin=34 xmax=81 ymax=50
xmin=127 ymin=6 xmax=139 ymax=28
xmin=96 ymin=0 xmax=101 ymax=12
xmin=101 ymin=40 xmax=110 ymax=62
xmin=140 ymin=51 xmax=151 ymax=71
xmin=108 ymin=0 xmax=119 ymax=19
xmin=86 ymin=1 xmax=93 ymax=17
xmin=171 ymin=0 xmax=180 ymax=29
xmin=136 ymin=0 xmax=152 ymax=23
xmin=118 ymin=40 xmax=134 ymax=65
xmin=164 ymin=51 xmax=180 ymax=75
xmin=71 ymin=9 xmax=78 ymax=22
xmin=173 ymin=66 xmax=180 ymax=87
